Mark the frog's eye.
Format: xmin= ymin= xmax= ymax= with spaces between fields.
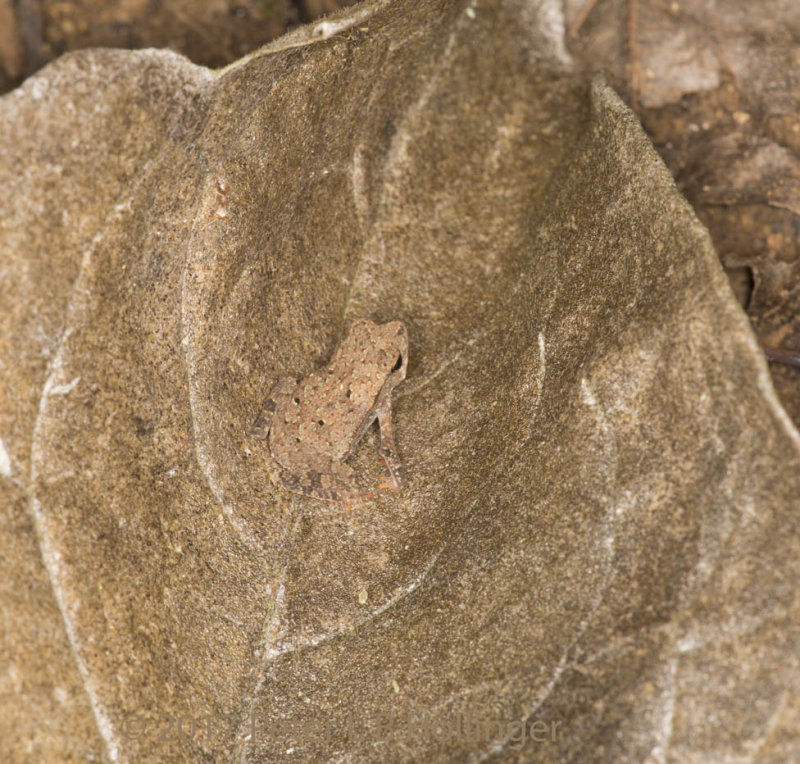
xmin=391 ymin=354 xmax=403 ymax=372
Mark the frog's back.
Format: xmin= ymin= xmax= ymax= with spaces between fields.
xmin=268 ymin=319 xmax=403 ymax=468
xmin=270 ymin=366 xmax=366 ymax=465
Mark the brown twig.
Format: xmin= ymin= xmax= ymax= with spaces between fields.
xmin=568 ymin=0 xmax=602 ymax=38
xmin=0 ymin=0 xmax=24 ymax=79
xmin=628 ymin=0 xmax=640 ymax=112
xmin=763 ymin=346 xmax=800 ymax=368
xmin=699 ymin=198 xmax=800 ymax=221
xmin=16 ymin=0 xmax=44 ymax=75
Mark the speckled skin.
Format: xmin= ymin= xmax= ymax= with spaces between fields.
xmin=251 ymin=319 xmax=408 ymax=503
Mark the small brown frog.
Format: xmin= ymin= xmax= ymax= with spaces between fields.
xmin=251 ymin=319 xmax=408 ymax=504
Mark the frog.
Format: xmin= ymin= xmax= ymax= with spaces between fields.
xmin=250 ymin=319 xmax=408 ymax=504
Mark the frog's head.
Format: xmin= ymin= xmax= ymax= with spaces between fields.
xmin=347 ymin=318 xmax=408 ymax=390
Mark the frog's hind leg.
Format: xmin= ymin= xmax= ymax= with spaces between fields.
xmin=250 ymin=376 xmax=296 ymax=439
xmin=278 ymin=460 xmax=372 ymax=505
xmin=376 ymin=407 xmax=406 ymax=490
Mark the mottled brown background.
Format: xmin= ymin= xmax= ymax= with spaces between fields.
xmin=1 ymin=1 xmax=799 ymax=762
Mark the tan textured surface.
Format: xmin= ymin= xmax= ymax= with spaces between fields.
xmin=1 ymin=1 xmax=798 ymax=761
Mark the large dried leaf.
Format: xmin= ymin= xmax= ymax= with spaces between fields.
xmin=1 ymin=1 xmax=799 ymax=762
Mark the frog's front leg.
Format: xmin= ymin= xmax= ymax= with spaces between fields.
xmin=250 ymin=376 xmax=296 ymax=439
xmin=376 ymin=406 xmax=405 ymax=490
